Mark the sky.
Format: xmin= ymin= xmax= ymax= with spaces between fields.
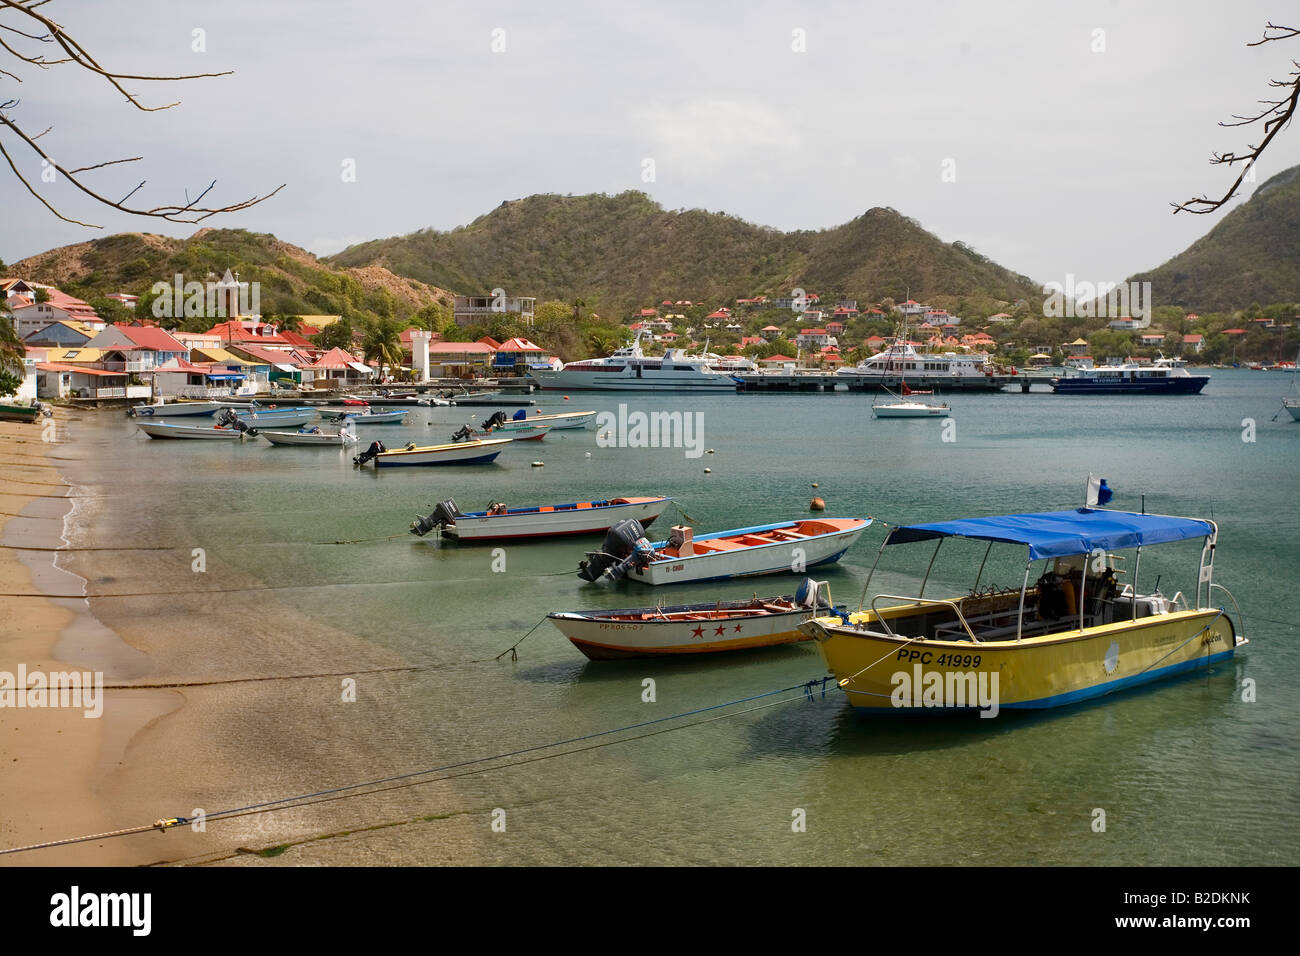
xmin=1 ymin=0 xmax=1297 ymax=293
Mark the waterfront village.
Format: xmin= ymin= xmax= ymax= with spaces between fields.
xmin=3 ymin=269 xmax=1299 ymax=405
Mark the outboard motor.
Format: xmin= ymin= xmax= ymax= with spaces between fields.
xmin=410 ymin=499 xmax=461 ymax=536
xmin=216 ymin=408 xmax=238 ymax=427
xmin=451 ymin=425 xmax=474 ymax=443
xmin=482 ymin=410 xmax=508 ymax=430
xmin=795 ymin=578 xmax=821 ymax=609
xmin=578 ymin=518 xmax=655 ymax=582
xmin=353 ymin=440 xmax=386 ymax=466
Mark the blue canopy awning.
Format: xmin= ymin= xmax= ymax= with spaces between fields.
xmin=205 ymin=373 xmax=246 ymax=380
xmin=887 ymin=509 xmax=1214 ymax=561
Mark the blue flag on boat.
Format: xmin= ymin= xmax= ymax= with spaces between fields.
xmin=1086 ymin=475 xmax=1113 ymax=508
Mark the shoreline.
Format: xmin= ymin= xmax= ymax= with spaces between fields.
xmin=0 ymin=410 xmax=179 ymax=866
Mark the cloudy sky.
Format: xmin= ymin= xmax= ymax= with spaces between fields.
xmin=2 ymin=0 xmax=1297 ymax=291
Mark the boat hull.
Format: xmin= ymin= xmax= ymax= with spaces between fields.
xmin=130 ymin=401 xmax=221 ymax=417
xmin=237 ymin=410 xmax=318 ymax=428
xmin=136 ymin=422 xmax=246 ymax=440
xmin=1052 ymin=377 xmax=1209 ymax=395
xmin=528 ymin=368 xmax=739 ymax=391
xmin=873 ymin=403 xmax=951 ymax=418
xmin=1283 ymin=399 xmax=1300 ymax=422
xmin=329 ymin=410 xmax=408 ymax=425
xmin=374 ymin=438 xmax=512 ymax=466
xmin=627 ymin=519 xmax=868 ymax=585
xmin=0 ymin=404 xmax=41 ymax=423
xmin=550 ymin=599 xmax=817 ymax=659
xmin=446 ymin=496 xmax=667 ymax=540
xmin=807 ymin=607 xmax=1238 ymax=712
xmin=262 ymin=430 xmax=358 ymax=446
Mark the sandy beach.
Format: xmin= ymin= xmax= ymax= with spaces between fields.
xmin=0 ymin=409 xmax=169 ymax=866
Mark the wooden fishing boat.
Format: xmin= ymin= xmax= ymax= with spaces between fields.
xmin=128 ymin=400 xmax=222 ymax=418
xmin=355 ymin=437 xmax=513 ymax=467
xmin=800 ymin=507 xmax=1247 ymax=714
xmin=410 ymin=495 xmax=670 ymax=540
xmin=262 ymin=423 xmax=359 ymax=446
xmin=578 ymin=517 xmax=871 ymax=585
xmin=549 ymin=579 xmax=837 ymax=659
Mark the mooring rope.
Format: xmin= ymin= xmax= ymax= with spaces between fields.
xmin=0 ymin=676 xmax=838 ymax=857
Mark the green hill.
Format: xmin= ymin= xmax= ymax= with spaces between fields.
xmin=1131 ymin=165 xmax=1300 ymax=312
xmin=325 ymin=191 xmax=1043 ymax=317
xmin=9 ymin=228 xmax=454 ymax=327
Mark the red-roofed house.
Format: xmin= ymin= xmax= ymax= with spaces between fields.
xmin=493 ymin=337 xmax=550 ymax=370
xmin=306 ymin=347 xmax=374 ymax=388
xmin=1183 ymin=333 xmax=1204 ymax=353
xmin=759 ymin=325 xmax=784 ymax=340
xmin=85 ymin=323 xmax=188 ymax=370
xmin=428 ymin=341 xmax=496 ymax=377
xmin=206 ymin=319 xmax=294 ymax=348
xmin=759 ymin=354 xmax=798 ymax=368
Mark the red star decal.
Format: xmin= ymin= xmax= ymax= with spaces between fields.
xmin=692 ymin=626 xmax=704 ymax=638
xmin=714 ymin=625 xmax=726 ymax=636
xmin=733 ymin=624 xmax=743 ymax=633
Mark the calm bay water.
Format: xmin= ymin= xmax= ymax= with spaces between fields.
xmin=53 ymin=371 xmax=1300 ymax=865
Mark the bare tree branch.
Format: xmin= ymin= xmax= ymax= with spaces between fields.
xmin=0 ymin=0 xmax=281 ymax=226
xmin=1174 ymin=22 xmax=1300 ymax=214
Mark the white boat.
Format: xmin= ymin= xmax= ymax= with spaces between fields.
xmin=410 ymin=495 xmax=670 ymax=540
xmin=513 ymin=409 xmax=596 ymax=430
xmin=548 ymin=579 xmax=836 ymax=659
xmin=235 ymin=407 xmax=318 ymax=428
xmin=873 ymin=400 xmax=952 ymax=418
xmin=527 ymin=330 xmax=741 ymax=391
xmin=128 ymin=400 xmax=222 ymax=418
xmin=451 ymin=417 xmax=552 ymax=442
xmin=262 ymin=423 xmax=359 ymax=446
xmin=355 ymin=437 xmax=514 ymax=467
xmin=136 ymin=420 xmax=251 ymax=440
xmin=836 ymin=327 xmax=1009 ymax=391
xmin=326 ymin=409 xmax=409 ymax=425
xmin=578 ymin=517 xmax=871 ymax=585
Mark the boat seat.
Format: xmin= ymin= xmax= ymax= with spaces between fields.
xmin=576 ymin=502 xmax=592 ymax=509
xmin=698 ymin=540 xmax=744 ymax=551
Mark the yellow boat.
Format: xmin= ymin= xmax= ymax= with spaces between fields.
xmin=799 ymin=508 xmax=1246 ymax=715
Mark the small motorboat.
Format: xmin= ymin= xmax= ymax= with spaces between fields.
xmin=355 ymin=437 xmax=513 ymax=467
xmin=410 ymin=495 xmax=670 ymax=540
xmin=326 ymin=408 xmax=409 ymax=425
xmin=452 ymin=413 xmax=551 ymax=441
xmin=128 ymin=400 xmax=222 ymax=418
xmin=0 ymin=400 xmax=49 ymax=424
xmin=235 ymin=406 xmax=318 ymax=428
xmin=578 ymin=517 xmax=872 ymax=585
xmin=507 ymin=408 xmax=596 ymax=430
xmin=549 ymin=579 xmax=840 ymax=659
xmin=136 ymin=410 xmax=257 ymax=440
xmin=801 ymin=506 xmax=1247 ymax=713
xmin=262 ymin=422 xmax=359 ymax=446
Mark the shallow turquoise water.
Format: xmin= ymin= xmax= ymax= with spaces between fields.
xmin=57 ymin=371 xmax=1300 ymax=864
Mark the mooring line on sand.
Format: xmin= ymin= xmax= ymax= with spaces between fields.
xmin=0 ymin=676 xmax=838 ymax=857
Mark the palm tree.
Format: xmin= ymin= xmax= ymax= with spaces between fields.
xmin=362 ymin=320 xmax=404 ymax=380
xmin=1 ymin=311 xmax=25 ymax=370
xmin=584 ymin=326 xmax=622 ymax=358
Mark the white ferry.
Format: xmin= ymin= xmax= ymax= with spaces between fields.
xmin=835 ymin=334 xmax=1011 ymax=392
xmin=526 ymin=331 xmax=741 ymax=391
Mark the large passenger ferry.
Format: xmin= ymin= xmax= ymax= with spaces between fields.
xmin=527 ymin=331 xmax=741 ymax=391
xmin=834 ymin=329 xmax=1013 ymax=392
xmin=1051 ymin=355 xmax=1209 ymax=395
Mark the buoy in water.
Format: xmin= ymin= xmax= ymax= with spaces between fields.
xmin=811 ymin=482 xmax=819 ymax=488
xmin=584 ymin=452 xmax=592 ymax=458
xmin=531 ymin=461 xmax=544 ymax=467
xmin=810 ymin=497 xmax=826 ymax=511
xmin=704 ymin=467 xmax=712 ymax=474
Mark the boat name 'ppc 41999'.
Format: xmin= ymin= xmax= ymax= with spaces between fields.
xmin=595 ymin=404 xmax=705 ymax=459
